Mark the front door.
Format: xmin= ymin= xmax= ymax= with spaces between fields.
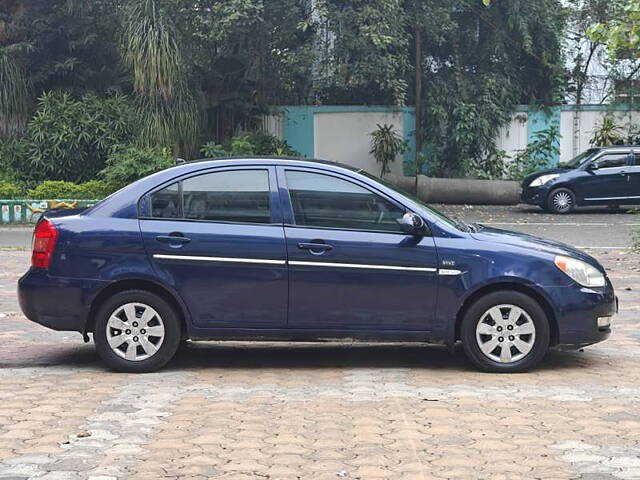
xmin=576 ymin=151 xmax=634 ymax=202
xmin=140 ymin=167 xmax=287 ymax=329
xmin=278 ymin=167 xmax=438 ymax=331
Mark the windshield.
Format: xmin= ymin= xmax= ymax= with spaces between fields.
xmin=559 ymin=148 xmax=600 ymax=168
xmin=357 ymin=170 xmax=472 ymax=231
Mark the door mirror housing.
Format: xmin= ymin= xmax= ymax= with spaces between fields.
xmin=586 ymin=162 xmax=599 ymax=171
xmin=399 ymin=212 xmax=425 ymax=235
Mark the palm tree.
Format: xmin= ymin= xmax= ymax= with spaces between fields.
xmin=121 ymin=0 xmax=199 ymax=157
xmin=0 ymin=1 xmax=32 ymax=138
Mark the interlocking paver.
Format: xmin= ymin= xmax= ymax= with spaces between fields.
xmin=0 ymin=248 xmax=639 ymax=479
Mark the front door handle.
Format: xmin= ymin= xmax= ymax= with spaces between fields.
xmin=156 ymin=234 xmax=191 ymax=245
xmin=298 ymin=242 xmax=333 ymax=252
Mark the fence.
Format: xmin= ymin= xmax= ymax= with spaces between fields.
xmin=0 ymin=200 xmax=98 ymax=224
xmin=264 ymin=104 xmax=640 ymax=175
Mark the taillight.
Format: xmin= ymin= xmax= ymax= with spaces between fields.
xmin=32 ymin=219 xmax=58 ymax=269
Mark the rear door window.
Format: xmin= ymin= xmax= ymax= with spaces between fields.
xmin=150 ymin=182 xmax=181 ymax=219
xmin=182 ymin=170 xmax=270 ymax=223
xmin=148 ymin=169 xmax=271 ymax=224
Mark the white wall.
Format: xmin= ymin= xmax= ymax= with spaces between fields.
xmin=313 ymin=111 xmax=405 ymax=176
xmin=495 ymin=111 xmax=529 ymax=159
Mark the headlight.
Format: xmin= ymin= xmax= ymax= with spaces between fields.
xmin=529 ymin=174 xmax=560 ymax=187
xmin=554 ymin=255 xmax=605 ymax=287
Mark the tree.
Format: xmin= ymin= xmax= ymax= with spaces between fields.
xmin=412 ymin=0 xmax=565 ymax=177
xmin=589 ymin=1 xmax=640 ymax=59
xmin=0 ymin=0 xmax=124 ymax=137
xmin=565 ymin=0 xmax=636 ymax=104
xmin=307 ymin=0 xmax=411 ymax=105
xmin=121 ymin=0 xmax=199 ymax=157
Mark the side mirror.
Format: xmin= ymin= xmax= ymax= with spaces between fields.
xmin=586 ymin=162 xmax=598 ymax=171
xmin=399 ymin=212 xmax=425 ymax=235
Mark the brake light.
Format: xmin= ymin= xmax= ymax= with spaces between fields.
xmin=32 ymin=219 xmax=58 ymax=269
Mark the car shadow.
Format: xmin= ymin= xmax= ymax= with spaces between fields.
xmin=0 ymin=341 xmax=601 ymax=374
xmin=162 ymin=341 xmax=597 ymax=374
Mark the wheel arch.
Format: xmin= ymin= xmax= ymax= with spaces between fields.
xmin=454 ymin=282 xmax=559 ymax=346
xmin=85 ymin=278 xmax=189 ymax=338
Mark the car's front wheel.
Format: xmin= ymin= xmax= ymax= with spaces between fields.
xmin=461 ymin=291 xmax=550 ymax=373
xmin=94 ymin=290 xmax=181 ymax=373
xmin=547 ymin=187 xmax=576 ymax=214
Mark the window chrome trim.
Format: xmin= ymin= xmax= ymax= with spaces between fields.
xmin=289 ymin=260 xmax=437 ymax=273
xmin=152 ymin=254 xmax=461 ymax=275
xmin=153 ymin=254 xmax=286 ymax=265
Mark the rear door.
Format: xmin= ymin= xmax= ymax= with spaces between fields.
xmin=278 ymin=167 xmax=438 ymax=332
xmin=139 ymin=166 xmax=288 ymax=329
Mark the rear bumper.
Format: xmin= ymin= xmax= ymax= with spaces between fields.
xmin=18 ymin=268 xmax=107 ymax=332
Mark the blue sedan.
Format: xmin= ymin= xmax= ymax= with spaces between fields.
xmin=18 ymin=158 xmax=616 ymax=372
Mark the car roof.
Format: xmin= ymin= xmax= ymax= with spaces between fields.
xmin=599 ymin=145 xmax=640 ymax=150
xmin=182 ymin=156 xmax=361 ymax=172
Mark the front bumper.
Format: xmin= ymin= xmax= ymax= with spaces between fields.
xmin=521 ymin=185 xmax=550 ymax=206
xmin=550 ymin=279 xmax=617 ymax=349
xmin=18 ymin=268 xmax=107 ymax=332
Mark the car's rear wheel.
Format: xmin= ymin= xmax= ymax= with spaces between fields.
xmin=461 ymin=291 xmax=550 ymax=373
xmin=547 ymin=187 xmax=575 ymax=214
xmin=94 ymin=290 xmax=181 ymax=373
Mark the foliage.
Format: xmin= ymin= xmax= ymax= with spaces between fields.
xmin=507 ymin=123 xmax=561 ymax=179
xmin=590 ymin=113 xmax=624 ymax=146
xmin=0 ymin=0 xmax=571 ymax=183
xmin=27 ymin=180 xmax=113 ymax=199
xmin=309 ymin=0 xmax=411 ymax=105
xmin=0 ymin=50 xmax=31 ymax=138
xmin=588 ymin=1 xmax=640 ymax=59
xmin=0 ymin=0 xmax=124 ymax=111
xmin=416 ymin=0 xmax=566 ymax=177
xmin=369 ymin=124 xmax=407 ymax=177
xmin=565 ymin=0 xmax=628 ymax=104
xmin=201 ymin=131 xmax=298 ymax=158
xmin=12 ymin=92 xmax=135 ymax=184
xmin=0 ymin=180 xmax=24 ymax=199
xmin=100 ymin=145 xmax=174 ymax=188
xmin=122 ymin=0 xmax=199 ymax=156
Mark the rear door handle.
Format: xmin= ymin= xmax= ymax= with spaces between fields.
xmin=156 ymin=234 xmax=191 ymax=245
xmin=298 ymin=242 xmax=333 ymax=251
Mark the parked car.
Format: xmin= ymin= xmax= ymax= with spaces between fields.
xmin=522 ymin=145 xmax=640 ymax=213
xmin=19 ymin=158 xmax=616 ymax=373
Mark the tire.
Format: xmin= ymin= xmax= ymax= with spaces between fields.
xmin=461 ymin=291 xmax=550 ymax=373
xmin=547 ymin=187 xmax=576 ymax=214
xmin=94 ymin=290 xmax=181 ymax=373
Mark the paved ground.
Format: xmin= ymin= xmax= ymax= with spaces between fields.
xmin=0 ymin=208 xmax=639 ymax=479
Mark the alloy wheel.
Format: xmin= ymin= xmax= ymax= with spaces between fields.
xmin=475 ymin=304 xmax=536 ymax=364
xmin=106 ymin=303 xmax=166 ymax=361
xmin=552 ymin=191 xmax=573 ymax=213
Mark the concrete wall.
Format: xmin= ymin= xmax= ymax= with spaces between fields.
xmin=497 ymin=105 xmax=640 ymax=166
xmin=314 ymin=111 xmax=405 ymax=176
xmin=266 ymin=104 xmax=640 ymax=175
xmin=263 ymin=106 xmax=415 ymax=176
